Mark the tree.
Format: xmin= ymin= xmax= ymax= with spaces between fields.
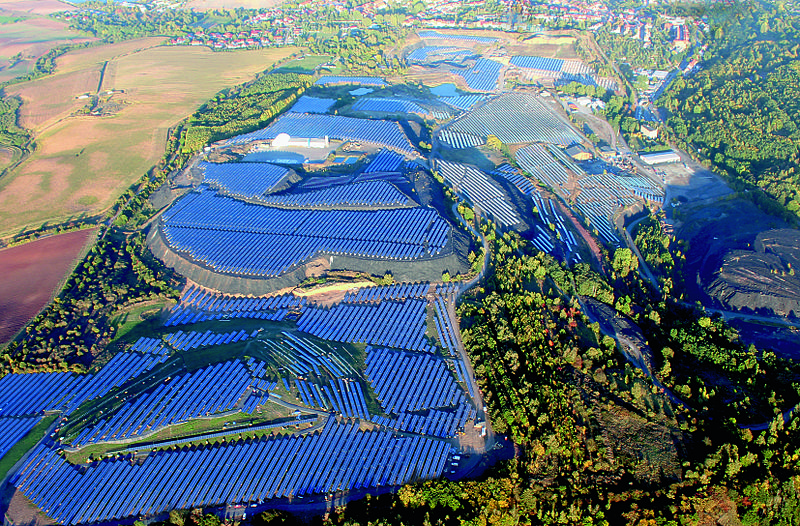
xmin=612 ymin=247 xmax=638 ymax=278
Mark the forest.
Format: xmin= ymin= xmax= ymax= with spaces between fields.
xmin=659 ymin=3 xmax=800 ymax=222
xmin=181 ymin=73 xmax=311 ymax=153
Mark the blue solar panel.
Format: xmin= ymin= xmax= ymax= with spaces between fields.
xmin=453 ymin=58 xmax=503 ymax=92
xmin=227 ymin=113 xmax=415 ymax=154
xmin=510 ymin=55 xmax=565 ymax=72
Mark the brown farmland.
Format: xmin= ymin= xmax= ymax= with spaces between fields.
xmin=1 ymin=41 xmax=297 ymax=236
xmin=0 ymin=228 xmax=94 ymax=344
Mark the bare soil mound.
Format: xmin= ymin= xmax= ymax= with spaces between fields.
xmin=707 ymin=229 xmax=800 ymax=317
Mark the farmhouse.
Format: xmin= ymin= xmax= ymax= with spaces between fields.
xmin=641 ymin=123 xmax=659 ymax=139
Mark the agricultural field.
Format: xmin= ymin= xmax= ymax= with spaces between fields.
xmin=0 ymin=1 xmax=86 ymax=84
xmin=0 ymin=42 xmax=298 ymax=236
xmin=275 ymin=54 xmax=334 ymax=74
xmin=0 ymin=228 xmax=95 ymax=344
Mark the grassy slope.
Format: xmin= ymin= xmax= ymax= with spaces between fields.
xmin=0 ymin=415 xmax=57 ymax=481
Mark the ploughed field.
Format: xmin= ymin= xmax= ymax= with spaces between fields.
xmin=0 ymin=228 xmax=94 ymax=344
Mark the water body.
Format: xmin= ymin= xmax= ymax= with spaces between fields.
xmin=430 ymin=83 xmax=460 ymax=97
xmin=241 ymin=151 xmax=306 ymax=164
xmin=349 ymin=87 xmax=374 ymax=96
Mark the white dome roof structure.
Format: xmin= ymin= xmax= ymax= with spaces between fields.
xmin=272 ymin=132 xmax=291 ymax=148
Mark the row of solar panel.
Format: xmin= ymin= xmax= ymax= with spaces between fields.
xmin=296 ymin=300 xmax=432 ymax=352
xmin=294 ymin=378 xmax=369 ymax=419
xmin=228 ymin=113 xmax=415 ymax=154
xmin=449 ymin=93 xmax=583 ymax=146
xmin=364 ymin=347 xmax=464 ymax=415
xmin=372 ymin=402 xmax=475 ymax=438
xmin=201 ymin=162 xmax=290 ymax=200
xmin=258 ymin=180 xmax=409 ymax=208
xmin=342 ymin=282 xmax=430 ymax=303
xmin=70 ymin=361 xmax=254 ymax=446
xmin=15 ymin=420 xmax=449 ymax=525
xmin=0 ymin=352 xmax=167 ymax=417
xmin=0 ymin=416 xmax=42 ymax=460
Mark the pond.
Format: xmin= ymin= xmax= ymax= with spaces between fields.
xmin=430 ymin=83 xmax=460 ymax=97
xmin=241 ymin=151 xmax=306 ymax=164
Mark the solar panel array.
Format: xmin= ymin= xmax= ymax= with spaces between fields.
xmin=259 ymin=332 xmax=356 ymax=378
xmin=509 ymin=55 xmax=564 ymax=72
xmin=372 ymin=403 xmax=475 ymax=438
xmin=453 ymin=58 xmax=503 ymax=92
xmin=315 ymin=76 xmax=388 ymax=86
xmin=259 ymin=180 xmax=409 ymax=208
xmin=296 ymin=300 xmax=432 ymax=352
xmin=362 ymin=148 xmax=405 ymax=173
xmin=493 ymin=164 xmax=565 ymax=255
xmin=365 ymin=347 xmax=466 ymax=414
xmin=352 ymin=97 xmax=449 ymax=120
xmin=433 ymin=295 xmax=458 ymax=356
xmin=438 ymin=94 xmax=486 ymax=111
xmin=342 ymin=282 xmax=429 ymax=303
xmin=418 ymin=30 xmax=498 ymax=43
xmin=165 ymin=288 xmax=305 ymax=327
xmin=201 ymin=162 xmax=290 ymax=200
xmin=0 ymin=352 xmax=168 ymax=417
xmin=162 ymin=329 xmax=258 ymax=351
xmin=294 ymin=378 xmax=369 ymax=418
xmin=436 ymin=160 xmax=521 ymax=227
xmin=448 ymin=92 xmax=583 ymax=146
xmin=0 ymin=416 xmax=42 ymax=460
xmin=14 ymin=420 xmax=450 ymax=525
xmin=438 ymin=129 xmax=485 ymax=149
xmin=161 ymin=188 xmax=450 ymax=277
xmin=510 ymin=56 xmax=601 ymax=87
xmin=70 ymin=361 xmax=255 ymax=447
xmin=129 ymin=337 xmax=170 ymax=356
xmin=516 ymin=141 xmax=663 ymax=248
xmin=516 ymin=143 xmax=571 ymax=189
xmin=288 ymin=96 xmax=336 ymax=114
xmin=228 ymin=113 xmax=416 ymax=154
xmin=406 ymin=46 xmax=472 ymax=63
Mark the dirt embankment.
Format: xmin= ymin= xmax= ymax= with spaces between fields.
xmin=676 ymin=197 xmax=799 ymax=317
xmin=707 ymin=229 xmax=800 ymax=317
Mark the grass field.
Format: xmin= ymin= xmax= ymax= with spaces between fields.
xmin=0 ymin=228 xmax=95 ymax=345
xmin=276 ymin=54 xmax=332 ymax=73
xmin=0 ymin=42 xmax=298 ymax=236
xmin=0 ymin=415 xmax=57 ymax=481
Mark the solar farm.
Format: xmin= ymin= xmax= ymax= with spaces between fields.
xmin=508 ymin=55 xmax=618 ymax=91
xmin=0 ymin=38 xmax=670 ymax=524
xmin=5 ymin=279 xmax=476 ymax=524
xmin=442 ymin=92 xmax=583 ymax=148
